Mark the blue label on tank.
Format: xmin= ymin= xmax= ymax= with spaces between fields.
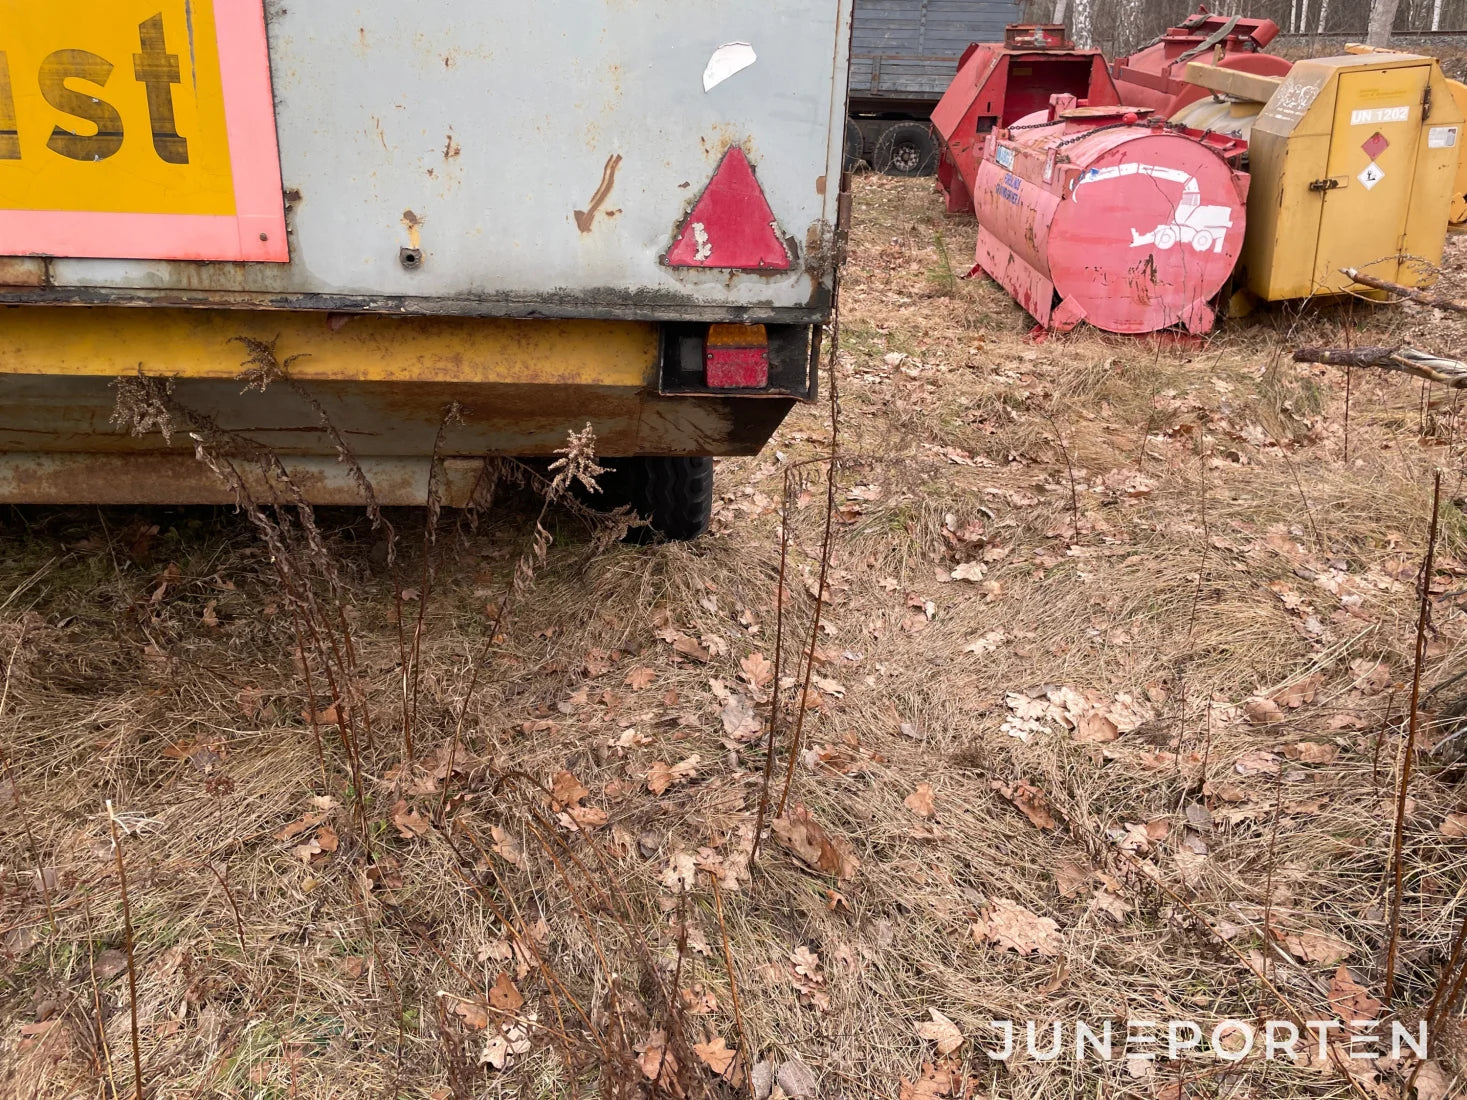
xmin=996 ymin=173 xmax=1022 ymax=205
xmin=995 ymin=145 xmax=1016 ymax=170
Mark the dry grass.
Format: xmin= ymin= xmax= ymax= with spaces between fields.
xmin=5 ymin=176 xmax=1467 ymax=1099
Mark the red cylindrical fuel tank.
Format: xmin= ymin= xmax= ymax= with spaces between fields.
xmin=972 ymin=106 xmax=1248 ymax=335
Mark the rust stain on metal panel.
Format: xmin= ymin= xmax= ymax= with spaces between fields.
xmin=0 ymin=258 xmax=46 ymax=287
xmin=575 ymin=154 xmax=624 ymax=233
xmin=401 ymin=210 xmax=424 ymax=249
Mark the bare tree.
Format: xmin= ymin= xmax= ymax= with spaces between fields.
xmin=1052 ymin=0 xmax=1070 ymax=26
xmin=1072 ymin=0 xmax=1093 ymax=48
xmin=1367 ymin=0 xmax=1401 ymax=44
xmin=1316 ymin=0 xmax=1333 ymax=33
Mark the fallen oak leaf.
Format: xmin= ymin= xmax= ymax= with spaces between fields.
xmin=904 ymin=783 xmax=936 ymax=818
xmin=1413 ymin=1060 xmax=1450 ymax=1100
xmin=646 ymin=755 xmax=700 ymax=796
xmin=273 ymin=810 xmax=325 ymax=842
xmin=1327 ymin=965 xmax=1382 ymax=1023
xmin=1273 ymin=927 xmax=1352 ymax=967
xmin=991 ymin=779 xmax=1058 ymax=830
xmin=551 ymin=770 xmax=589 ymax=808
xmin=915 ymin=1008 xmax=964 ymax=1056
xmin=452 ymin=997 xmax=489 ymax=1030
xmin=1234 ymin=750 xmax=1280 ymax=776
xmin=693 ymin=1036 xmax=740 ymax=1082
xmin=390 ymin=800 xmax=431 ymax=839
xmin=739 ymin=651 xmax=774 ymax=688
xmin=975 ymin=898 xmax=1063 ymax=957
xmin=772 ymin=804 xmax=860 ymax=880
xmin=488 ymin=972 xmax=524 ymax=1013
xmin=720 ymin=693 xmax=762 ymax=740
xmin=1350 ymin=658 xmax=1392 ymax=696
xmin=293 ymin=838 xmax=322 ymax=863
xmin=490 ymin=826 xmax=525 ymax=867
xmin=1074 ymin=710 xmax=1119 ymax=744
xmin=623 ymin=666 xmax=656 ymax=690
xmin=671 ymin=633 xmax=711 ymax=663
xmin=1273 ymin=672 xmax=1324 ymax=709
xmin=1243 ymin=697 xmax=1285 ymax=725
xmin=1441 ymin=812 xmax=1467 ymax=839
xmin=1283 ymin=741 xmax=1339 ymax=764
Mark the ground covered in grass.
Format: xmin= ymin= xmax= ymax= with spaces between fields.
xmin=5 ymin=176 xmax=1467 ymax=1099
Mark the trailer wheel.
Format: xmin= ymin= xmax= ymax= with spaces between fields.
xmin=873 ymin=122 xmax=937 ymax=177
xmin=612 ymin=456 xmax=714 ymax=542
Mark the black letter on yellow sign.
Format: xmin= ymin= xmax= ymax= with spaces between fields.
xmin=133 ymin=13 xmax=187 ymax=164
xmin=0 ymin=53 xmax=18 ymax=160
xmin=39 ymin=51 xmax=124 ymax=161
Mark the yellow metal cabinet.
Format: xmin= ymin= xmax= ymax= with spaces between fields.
xmin=1241 ymin=53 xmax=1463 ymax=299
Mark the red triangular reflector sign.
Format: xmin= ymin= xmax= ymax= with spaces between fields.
xmin=665 ymin=146 xmax=791 ymax=270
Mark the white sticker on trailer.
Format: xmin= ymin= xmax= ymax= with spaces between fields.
xmin=1351 ymin=106 xmax=1410 ymax=125
xmin=1430 ymin=126 xmax=1460 ymax=148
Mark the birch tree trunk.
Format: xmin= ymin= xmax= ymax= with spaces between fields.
xmin=1432 ymin=0 xmax=1443 ymax=30
xmin=1052 ymin=0 xmax=1069 ymax=26
xmin=1366 ymin=0 xmax=1401 ymax=46
xmin=1072 ymin=0 xmax=1092 ymax=48
xmin=1315 ymin=0 xmax=1332 ymax=34
xmin=1117 ymin=0 xmax=1144 ymax=53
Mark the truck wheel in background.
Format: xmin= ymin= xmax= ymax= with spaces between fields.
xmin=596 ymin=457 xmax=714 ymax=542
xmin=872 ymin=121 xmax=937 ymax=177
xmin=844 ymin=119 xmax=866 ymax=172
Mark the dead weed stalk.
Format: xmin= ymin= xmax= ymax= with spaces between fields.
xmin=108 ymin=356 xmax=698 ymax=1096
xmin=1384 ymin=470 xmax=1444 ymax=1004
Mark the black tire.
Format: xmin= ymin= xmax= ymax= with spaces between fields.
xmin=872 ymin=121 xmax=938 ymax=177
xmin=843 ymin=118 xmax=865 ymax=172
xmin=596 ymin=457 xmax=714 ymax=542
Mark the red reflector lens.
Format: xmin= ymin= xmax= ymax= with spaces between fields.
xmin=704 ymin=324 xmax=770 ymax=388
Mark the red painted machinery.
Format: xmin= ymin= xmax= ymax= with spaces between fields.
xmin=1111 ymin=8 xmax=1290 ymax=118
xmin=932 ymin=25 xmax=1119 ymax=215
xmin=972 ymin=99 xmax=1248 ymax=335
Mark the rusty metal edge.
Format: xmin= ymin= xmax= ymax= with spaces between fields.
xmin=0 ymin=285 xmax=835 ymax=325
xmin=0 ymin=452 xmax=488 ymax=508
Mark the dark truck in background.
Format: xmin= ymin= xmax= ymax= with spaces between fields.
xmin=848 ymin=0 xmax=1025 ymax=174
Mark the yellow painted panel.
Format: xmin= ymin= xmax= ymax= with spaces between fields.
xmin=0 ymin=309 xmax=660 ymax=387
xmin=1448 ymin=80 xmax=1467 ymax=224
xmin=0 ymin=0 xmax=235 ymax=215
xmin=1316 ymin=65 xmax=1428 ymax=288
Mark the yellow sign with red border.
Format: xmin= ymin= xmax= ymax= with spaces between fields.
xmin=0 ymin=0 xmax=286 ymax=261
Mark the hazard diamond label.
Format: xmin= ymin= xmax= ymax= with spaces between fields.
xmin=1358 ymin=161 xmax=1386 ymax=190
xmin=1361 ymin=131 xmax=1389 ymax=160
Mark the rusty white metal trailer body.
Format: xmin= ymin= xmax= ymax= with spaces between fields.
xmin=3 ymin=0 xmax=852 ymax=318
xmin=0 ymin=0 xmax=854 ymax=529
